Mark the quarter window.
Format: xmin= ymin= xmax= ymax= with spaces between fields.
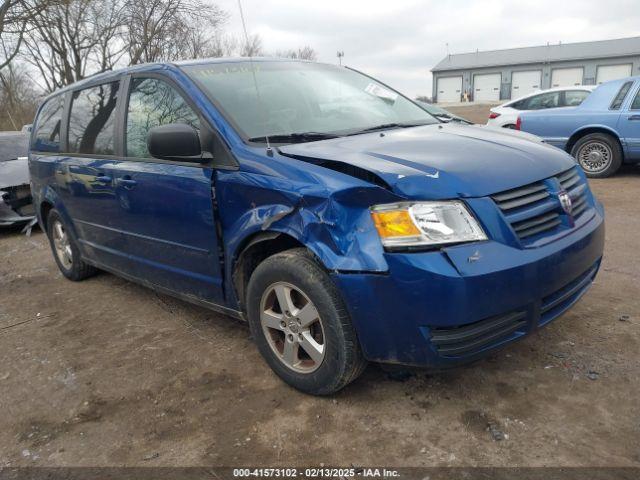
xmin=563 ymin=90 xmax=590 ymax=107
xmin=126 ymin=78 xmax=200 ymax=158
xmin=509 ymin=99 xmax=526 ymax=110
xmin=67 ymin=82 xmax=120 ymax=155
xmin=631 ymin=88 xmax=640 ymax=110
xmin=610 ymin=82 xmax=633 ymax=110
xmin=32 ymin=95 xmax=64 ymax=152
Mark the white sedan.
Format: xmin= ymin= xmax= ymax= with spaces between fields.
xmin=486 ymin=86 xmax=595 ymax=129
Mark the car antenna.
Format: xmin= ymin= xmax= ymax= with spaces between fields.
xmin=237 ymin=0 xmax=273 ymax=157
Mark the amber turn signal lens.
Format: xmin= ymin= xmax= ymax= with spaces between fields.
xmin=371 ymin=209 xmax=420 ymax=238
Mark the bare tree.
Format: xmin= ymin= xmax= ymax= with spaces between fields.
xmin=208 ymin=32 xmax=239 ymax=58
xmin=0 ymin=0 xmax=44 ymax=71
xmin=1 ymin=0 xmax=234 ymax=125
xmin=21 ymin=0 xmax=126 ymax=92
xmin=0 ymin=60 xmax=39 ymax=129
xmin=240 ymin=33 xmax=263 ymax=57
xmin=180 ymin=31 xmax=239 ymax=60
xmin=92 ymin=0 xmax=128 ymax=73
xmin=276 ymin=46 xmax=317 ymax=61
xmin=125 ymin=0 xmax=227 ymax=64
xmin=16 ymin=0 xmax=226 ymax=93
xmin=180 ymin=29 xmax=216 ymax=60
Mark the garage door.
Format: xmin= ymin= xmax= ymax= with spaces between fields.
xmin=511 ymin=70 xmax=541 ymax=99
xmin=473 ymin=73 xmax=501 ymax=102
xmin=551 ymin=67 xmax=583 ymax=87
xmin=596 ymin=64 xmax=633 ymax=84
xmin=436 ymin=76 xmax=462 ymax=103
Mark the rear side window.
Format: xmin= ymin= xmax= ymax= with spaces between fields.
xmin=526 ymin=92 xmax=560 ymax=110
xmin=32 ymin=95 xmax=64 ymax=152
xmin=610 ymin=82 xmax=633 ymax=110
xmin=68 ymin=82 xmax=120 ymax=155
xmin=126 ymin=78 xmax=199 ymax=158
xmin=631 ymin=88 xmax=640 ymax=110
xmin=563 ymin=90 xmax=590 ymax=107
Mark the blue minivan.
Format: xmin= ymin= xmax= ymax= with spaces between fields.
xmin=29 ymin=59 xmax=605 ymax=394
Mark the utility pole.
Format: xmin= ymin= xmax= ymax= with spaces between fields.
xmin=337 ymin=51 xmax=344 ymax=66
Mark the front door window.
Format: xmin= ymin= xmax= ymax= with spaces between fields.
xmin=126 ymin=78 xmax=200 ymax=158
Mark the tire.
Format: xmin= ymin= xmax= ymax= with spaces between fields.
xmin=246 ymin=248 xmax=367 ymax=395
xmin=46 ymin=209 xmax=98 ymax=281
xmin=570 ymin=133 xmax=622 ymax=178
xmin=503 ymin=124 xmax=516 ymax=129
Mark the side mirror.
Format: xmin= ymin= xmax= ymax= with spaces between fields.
xmin=147 ymin=123 xmax=202 ymax=161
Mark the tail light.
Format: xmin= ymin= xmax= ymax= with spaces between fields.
xmin=488 ymin=112 xmax=500 ymax=119
xmin=515 ymin=116 xmax=522 ymax=131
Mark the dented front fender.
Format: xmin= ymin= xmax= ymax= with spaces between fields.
xmin=216 ymin=169 xmax=402 ymax=278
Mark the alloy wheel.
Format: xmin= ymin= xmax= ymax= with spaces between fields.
xmin=578 ymin=141 xmax=612 ymax=173
xmin=51 ymin=220 xmax=73 ymax=269
xmin=260 ymin=282 xmax=326 ymax=373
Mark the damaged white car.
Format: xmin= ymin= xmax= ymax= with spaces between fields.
xmin=0 ymin=131 xmax=36 ymax=228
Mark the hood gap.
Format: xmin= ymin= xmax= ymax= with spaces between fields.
xmin=280 ymin=152 xmax=391 ymax=190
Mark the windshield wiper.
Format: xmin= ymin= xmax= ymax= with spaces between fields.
xmin=248 ymin=132 xmax=341 ymax=143
xmin=446 ymin=116 xmax=469 ymax=124
xmin=347 ymin=122 xmax=429 ymax=135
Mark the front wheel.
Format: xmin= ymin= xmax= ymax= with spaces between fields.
xmin=571 ymin=133 xmax=622 ymax=178
xmin=246 ymin=249 xmax=366 ymax=395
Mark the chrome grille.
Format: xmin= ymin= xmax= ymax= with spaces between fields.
xmin=557 ymin=168 xmax=580 ymax=190
xmin=491 ymin=182 xmax=549 ymax=211
xmin=558 ymin=167 xmax=589 ymax=218
xmin=512 ymin=211 xmax=561 ymax=239
xmin=492 ymin=166 xmax=591 ymax=244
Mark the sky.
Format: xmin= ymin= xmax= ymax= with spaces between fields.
xmin=214 ymin=0 xmax=640 ymax=98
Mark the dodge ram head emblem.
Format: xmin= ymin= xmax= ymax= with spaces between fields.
xmin=558 ymin=190 xmax=573 ymax=216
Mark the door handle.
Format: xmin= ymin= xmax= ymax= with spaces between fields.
xmin=117 ymin=178 xmax=137 ymax=189
xmin=628 ymin=114 xmax=640 ymax=121
xmin=94 ymin=175 xmax=112 ymax=183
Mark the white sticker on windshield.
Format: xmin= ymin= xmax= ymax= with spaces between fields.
xmin=364 ymin=83 xmax=398 ymax=102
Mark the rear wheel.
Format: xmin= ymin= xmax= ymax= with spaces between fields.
xmin=246 ymin=249 xmax=366 ymax=395
xmin=571 ymin=133 xmax=622 ymax=178
xmin=46 ymin=209 xmax=97 ymax=281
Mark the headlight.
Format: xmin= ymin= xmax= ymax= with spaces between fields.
xmin=370 ymin=201 xmax=487 ymax=249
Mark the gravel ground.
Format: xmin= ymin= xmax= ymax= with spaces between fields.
xmin=1 ymin=153 xmax=639 ymax=466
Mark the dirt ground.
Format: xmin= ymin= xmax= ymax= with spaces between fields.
xmin=446 ymin=103 xmax=500 ymax=124
xmin=1 ymin=130 xmax=639 ymax=467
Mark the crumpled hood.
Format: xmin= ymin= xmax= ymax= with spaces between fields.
xmin=279 ymin=123 xmax=575 ymax=198
xmin=0 ymin=157 xmax=30 ymax=189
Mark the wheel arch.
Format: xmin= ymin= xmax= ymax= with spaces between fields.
xmin=566 ymin=126 xmax=623 ymax=156
xmin=39 ymin=200 xmax=55 ymax=232
xmin=36 ymin=187 xmax=81 ymax=241
xmin=231 ymin=231 xmax=311 ymax=313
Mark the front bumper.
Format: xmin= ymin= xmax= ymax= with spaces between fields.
xmin=0 ymin=187 xmax=35 ymax=227
xmin=332 ymin=202 xmax=605 ymax=367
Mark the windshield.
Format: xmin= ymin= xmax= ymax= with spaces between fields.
xmin=183 ymin=61 xmax=438 ymax=141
